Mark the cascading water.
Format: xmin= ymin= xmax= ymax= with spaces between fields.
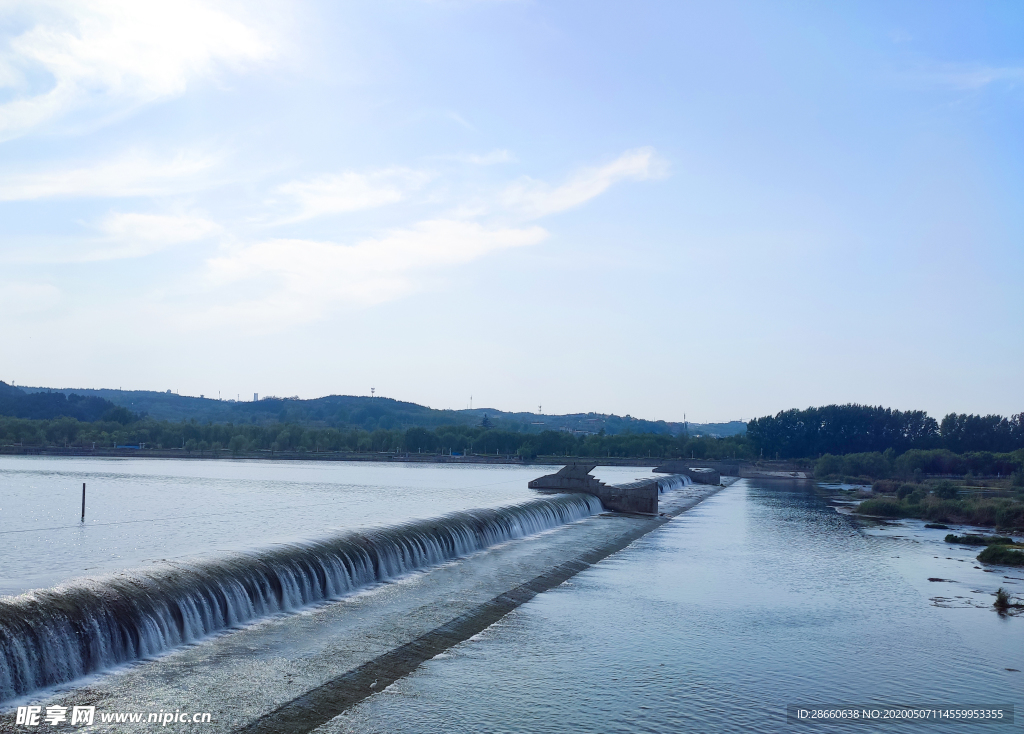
xmin=656 ymin=474 xmax=691 ymax=493
xmin=0 ymin=493 xmax=602 ymax=703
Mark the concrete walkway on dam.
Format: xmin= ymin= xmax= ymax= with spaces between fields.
xmin=1 ymin=481 xmax=736 ymax=734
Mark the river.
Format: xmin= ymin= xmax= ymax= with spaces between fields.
xmin=1 ymin=464 xmax=1021 ymax=732
xmin=326 ymin=478 xmax=1023 ymax=733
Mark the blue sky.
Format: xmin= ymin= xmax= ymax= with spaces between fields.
xmin=0 ymin=0 xmax=1021 ymax=422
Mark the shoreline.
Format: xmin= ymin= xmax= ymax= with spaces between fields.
xmin=0 ymin=446 xmax=663 ymax=467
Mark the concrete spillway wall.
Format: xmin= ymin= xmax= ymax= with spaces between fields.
xmin=528 ymin=462 xmax=665 ymax=514
xmin=596 ymin=479 xmax=660 ymax=514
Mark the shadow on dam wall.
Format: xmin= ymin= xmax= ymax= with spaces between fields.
xmin=528 ymin=462 xmax=693 ymax=514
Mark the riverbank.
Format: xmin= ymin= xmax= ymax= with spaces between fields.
xmin=855 ymin=493 xmax=1024 ymax=530
xmin=816 ymin=477 xmax=1024 ymax=533
xmin=824 ymin=482 xmax=1024 ymax=571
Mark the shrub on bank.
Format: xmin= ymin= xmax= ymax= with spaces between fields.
xmin=816 ymin=452 xmax=892 ymax=480
xmin=872 ymin=480 xmax=901 ymax=493
xmin=855 ymin=497 xmax=905 ymax=517
xmin=993 ymin=587 xmax=1024 ymax=610
xmin=978 ymin=545 xmax=1024 ymax=567
xmin=855 ymin=495 xmax=1024 ymax=530
xmin=943 ymin=533 xmax=1013 ymax=546
xmin=896 ymin=484 xmax=922 ymax=500
xmin=816 ymin=454 xmax=844 ymax=478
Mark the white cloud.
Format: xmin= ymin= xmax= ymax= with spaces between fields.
xmin=0 ymin=0 xmax=273 ymax=140
xmin=203 ymin=149 xmax=665 ymax=327
xmin=503 ymin=147 xmax=665 ymax=218
xmin=274 ymin=168 xmax=432 ymax=223
xmin=202 ymin=219 xmax=547 ymax=324
xmin=86 ymin=212 xmax=221 ymax=260
xmin=0 ymin=149 xmax=220 ymax=200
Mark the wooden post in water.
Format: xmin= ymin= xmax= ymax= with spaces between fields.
xmin=81 ymin=483 xmax=86 ymax=522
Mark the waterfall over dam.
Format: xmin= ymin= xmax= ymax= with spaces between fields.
xmin=0 ymin=493 xmax=602 ymax=704
xmin=655 ymin=474 xmax=691 ymax=493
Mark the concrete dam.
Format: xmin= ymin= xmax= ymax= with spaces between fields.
xmin=0 ymin=495 xmax=602 ymax=704
xmin=0 ymin=466 xmax=732 ymax=733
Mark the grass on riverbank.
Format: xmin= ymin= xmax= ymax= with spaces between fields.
xmin=854 ymin=495 xmax=1024 ymax=531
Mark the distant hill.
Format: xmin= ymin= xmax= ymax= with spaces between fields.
xmin=686 ymin=421 xmax=748 ymax=438
xmin=10 ymin=385 xmax=731 ymax=436
xmin=0 ymin=382 xmax=132 ymax=423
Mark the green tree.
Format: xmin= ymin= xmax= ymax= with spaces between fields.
xmin=228 ymin=435 xmax=248 ymax=456
xmin=815 ymin=454 xmax=843 ymax=477
xmin=404 ymin=427 xmax=438 ymax=452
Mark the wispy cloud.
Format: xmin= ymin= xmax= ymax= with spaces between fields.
xmin=86 ymin=212 xmax=221 ymax=260
xmin=186 ymin=148 xmax=662 ymax=327
xmin=0 ymin=211 xmax=222 ymax=263
xmin=201 ymin=219 xmax=547 ymax=324
xmin=273 ymin=168 xmax=432 ymax=223
xmin=454 ymin=149 xmax=514 ymax=165
xmin=0 ymin=149 xmax=220 ymax=200
xmin=502 ymin=147 xmax=666 ymax=218
xmin=0 ymin=0 xmax=274 ymax=141
xmin=913 ymin=63 xmax=1024 ymax=91
xmin=0 ymin=145 xmax=662 ymax=328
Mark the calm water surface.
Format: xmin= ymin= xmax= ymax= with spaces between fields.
xmin=0 ymin=456 xmax=653 ymax=595
xmin=329 ymin=479 xmax=1023 ymax=733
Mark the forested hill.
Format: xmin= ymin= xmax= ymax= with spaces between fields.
xmin=0 ymin=382 xmax=133 ymax=423
xmin=14 ymin=385 xmax=695 ymax=436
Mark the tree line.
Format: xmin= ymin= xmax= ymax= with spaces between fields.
xmin=747 ymin=404 xmax=1024 ymax=459
xmin=4 ymin=398 xmax=1022 ymax=466
xmin=0 ymin=415 xmax=750 ymax=460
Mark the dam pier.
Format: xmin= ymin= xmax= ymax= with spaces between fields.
xmin=528 ymin=462 xmax=699 ymax=514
